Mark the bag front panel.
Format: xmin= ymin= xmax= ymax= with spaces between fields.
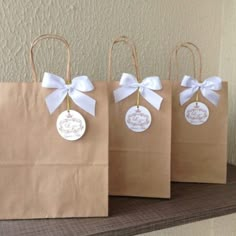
xmin=0 ymin=81 xmax=108 ymax=219
xmin=109 ymin=80 xmax=172 ymax=198
xmin=171 ymin=81 xmax=228 ymax=183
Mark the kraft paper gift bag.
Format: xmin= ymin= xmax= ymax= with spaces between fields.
xmin=170 ymin=42 xmax=228 ymax=183
xmin=108 ymin=36 xmax=171 ymax=198
xmin=0 ymin=34 xmax=108 ymax=219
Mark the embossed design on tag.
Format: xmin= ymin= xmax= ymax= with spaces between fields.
xmin=56 ymin=110 xmax=86 ymax=141
xmin=185 ymin=102 xmax=209 ymax=125
xmin=125 ymin=105 xmax=152 ymax=132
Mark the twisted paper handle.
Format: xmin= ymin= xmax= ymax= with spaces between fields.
xmin=108 ymin=36 xmax=142 ymax=107
xmin=30 ymin=34 xmax=72 ymax=111
xmin=168 ymin=42 xmax=203 ymax=102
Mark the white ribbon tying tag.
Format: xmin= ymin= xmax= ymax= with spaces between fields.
xmin=42 ymin=72 xmax=96 ymax=116
xmin=113 ymin=73 xmax=163 ymax=110
xmin=180 ymin=75 xmax=222 ymax=106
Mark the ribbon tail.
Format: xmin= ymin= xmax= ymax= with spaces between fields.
xmin=113 ymin=86 xmax=137 ymax=103
xmin=70 ymin=90 xmax=96 ymax=116
xmin=141 ymin=88 xmax=163 ymax=110
xmin=179 ymin=87 xmax=198 ymax=105
xmin=201 ymin=88 xmax=220 ymax=106
xmin=45 ymin=89 xmax=67 ymax=114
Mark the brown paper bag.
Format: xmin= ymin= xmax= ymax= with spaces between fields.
xmin=0 ymin=34 xmax=108 ymax=219
xmin=108 ymin=36 xmax=171 ymax=198
xmin=170 ymin=42 xmax=228 ymax=183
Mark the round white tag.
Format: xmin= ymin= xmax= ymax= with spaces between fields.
xmin=56 ymin=110 xmax=86 ymax=141
xmin=185 ymin=102 xmax=209 ymax=125
xmin=125 ymin=105 xmax=152 ymax=132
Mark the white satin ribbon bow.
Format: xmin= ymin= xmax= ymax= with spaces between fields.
xmin=42 ymin=72 xmax=96 ymax=116
xmin=180 ymin=75 xmax=222 ymax=106
xmin=113 ymin=73 xmax=163 ymax=110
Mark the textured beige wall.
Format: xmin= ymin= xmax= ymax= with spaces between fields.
xmin=0 ymin=0 xmax=223 ymax=81
xmin=220 ymin=0 xmax=236 ymax=165
xmin=137 ymin=213 xmax=236 ymax=236
xmin=0 ymin=0 xmax=235 ymax=164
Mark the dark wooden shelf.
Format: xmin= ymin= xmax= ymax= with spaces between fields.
xmin=1 ymin=164 xmax=236 ymax=236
